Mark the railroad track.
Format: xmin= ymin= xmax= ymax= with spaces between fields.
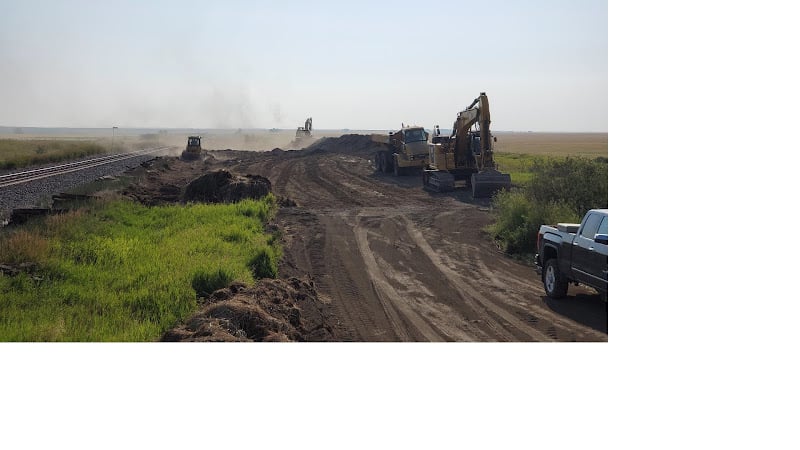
xmin=0 ymin=147 xmax=169 ymax=188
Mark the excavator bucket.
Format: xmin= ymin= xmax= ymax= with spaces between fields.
xmin=471 ymin=169 xmax=511 ymax=198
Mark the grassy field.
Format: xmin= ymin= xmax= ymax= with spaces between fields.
xmin=494 ymin=132 xmax=608 ymax=157
xmin=493 ymin=132 xmax=607 ymax=185
xmin=0 ymin=196 xmax=280 ymax=341
xmin=0 ymin=139 xmax=110 ymax=170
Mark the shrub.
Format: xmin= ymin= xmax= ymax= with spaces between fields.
xmin=525 ymin=156 xmax=608 ymax=214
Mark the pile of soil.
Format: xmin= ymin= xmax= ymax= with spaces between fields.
xmin=120 ymin=157 xmax=201 ymax=206
xmin=161 ymin=276 xmax=333 ymax=342
xmin=183 ymin=170 xmax=272 ymax=203
xmin=302 ymin=134 xmax=380 ymax=156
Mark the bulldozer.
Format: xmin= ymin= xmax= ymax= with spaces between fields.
xmin=424 ymin=92 xmax=511 ymax=198
xmin=372 ymin=124 xmax=429 ymax=176
xmin=181 ymin=135 xmax=202 ymax=160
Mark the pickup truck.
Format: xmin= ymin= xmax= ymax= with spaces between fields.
xmin=535 ymin=209 xmax=608 ymax=300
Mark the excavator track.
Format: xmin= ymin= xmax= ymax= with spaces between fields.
xmin=423 ymin=171 xmax=455 ymax=193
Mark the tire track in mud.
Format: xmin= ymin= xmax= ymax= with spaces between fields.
xmin=471 ymin=257 xmax=606 ymax=341
xmin=399 ymin=214 xmax=553 ymax=341
xmin=352 ymin=214 xmax=444 ymax=342
xmin=275 ymin=158 xmax=347 ymax=207
xmin=279 ymin=209 xmax=404 ymax=341
xmin=413 ymin=208 xmax=606 ymax=341
xmin=355 ymin=213 xmax=505 ymax=341
xmin=317 ymin=214 xmax=402 ymax=342
xmin=304 ymin=159 xmax=370 ymax=207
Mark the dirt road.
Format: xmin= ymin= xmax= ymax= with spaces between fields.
xmin=211 ymin=135 xmax=608 ymax=342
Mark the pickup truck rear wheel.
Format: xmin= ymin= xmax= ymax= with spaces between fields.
xmin=543 ymin=258 xmax=568 ymax=299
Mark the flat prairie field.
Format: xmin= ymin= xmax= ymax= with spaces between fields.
xmin=493 ymin=132 xmax=608 ymax=158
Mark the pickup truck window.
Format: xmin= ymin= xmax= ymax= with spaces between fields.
xmin=580 ymin=213 xmax=603 ymax=239
xmin=597 ymin=216 xmax=608 ymax=236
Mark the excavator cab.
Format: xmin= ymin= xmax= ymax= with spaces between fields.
xmin=470 ymin=134 xmax=482 ymax=155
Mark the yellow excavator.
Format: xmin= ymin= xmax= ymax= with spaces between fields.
xmin=296 ymin=117 xmax=312 ymax=138
xmin=424 ymin=92 xmax=511 ymax=198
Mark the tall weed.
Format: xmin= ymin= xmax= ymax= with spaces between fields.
xmin=0 ymin=230 xmax=49 ymax=264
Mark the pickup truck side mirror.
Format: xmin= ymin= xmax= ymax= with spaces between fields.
xmin=594 ymin=234 xmax=608 ymax=245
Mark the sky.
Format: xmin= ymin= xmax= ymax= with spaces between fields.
xmin=0 ymin=0 xmax=607 ymax=131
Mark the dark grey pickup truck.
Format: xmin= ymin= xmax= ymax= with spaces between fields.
xmin=535 ymin=209 xmax=608 ymax=300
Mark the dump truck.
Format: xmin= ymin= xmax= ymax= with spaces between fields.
xmin=424 ymin=92 xmax=511 ymax=198
xmin=181 ymin=135 xmax=202 ymax=160
xmin=372 ymin=125 xmax=429 ymax=176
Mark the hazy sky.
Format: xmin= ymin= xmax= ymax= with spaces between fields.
xmin=0 ymin=0 xmax=607 ymax=131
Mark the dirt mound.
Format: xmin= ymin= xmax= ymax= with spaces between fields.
xmin=161 ymin=276 xmax=333 ymax=342
xmin=183 ymin=169 xmax=272 ymax=203
xmin=303 ymin=134 xmax=383 ymax=157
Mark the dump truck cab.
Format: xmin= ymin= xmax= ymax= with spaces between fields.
xmin=373 ymin=125 xmax=430 ymax=176
xmin=389 ymin=125 xmax=429 ymax=175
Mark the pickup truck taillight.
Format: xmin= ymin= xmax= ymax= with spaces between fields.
xmin=536 ymin=232 xmax=543 ymax=254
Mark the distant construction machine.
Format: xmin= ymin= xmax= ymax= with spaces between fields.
xmin=424 ymin=92 xmax=511 ymax=198
xmin=372 ymin=124 xmax=429 ymax=176
xmin=181 ymin=135 xmax=202 ymax=160
xmin=296 ymin=117 xmax=313 ymax=139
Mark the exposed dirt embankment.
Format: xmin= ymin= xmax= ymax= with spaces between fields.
xmin=162 ymin=276 xmax=332 ymax=342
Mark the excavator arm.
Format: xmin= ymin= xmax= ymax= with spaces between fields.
xmin=451 ymin=92 xmax=496 ymax=171
xmin=455 ymin=93 xmax=509 ymax=197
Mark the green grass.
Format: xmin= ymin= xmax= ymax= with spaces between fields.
xmin=0 ymin=139 xmax=109 ymax=170
xmin=0 ymin=196 xmax=280 ymax=341
xmin=495 ymin=152 xmax=537 ymax=185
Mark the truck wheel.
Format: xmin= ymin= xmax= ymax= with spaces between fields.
xmin=383 ymin=152 xmax=393 ymax=173
xmin=393 ymin=156 xmax=400 ymax=176
xmin=378 ymin=152 xmax=387 ymax=173
xmin=543 ymin=258 xmax=568 ymax=299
